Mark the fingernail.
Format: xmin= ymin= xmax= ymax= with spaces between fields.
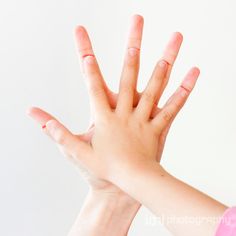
xmin=181 ymin=89 xmax=188 ymax=97
xmin=191 ymin=67 xmax=200 ymax=76
xmin=83 ymin=55 xmax=95 ymax=65
xmin=159 ymin=60 xmax=167 ymax=68
xmin=128 ymin=47 xmax=139 ymax=57
xmin=42 ymin=124 xmax=46 ymax=129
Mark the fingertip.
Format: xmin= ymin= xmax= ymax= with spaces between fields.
xmin=189 ymin=67 xmax=201 ymax=83
xmin=181 ymin=67 xmax=200 ymax=92
xmin=163 ymin=32 xmax=183 ymax=64
xmin=74 ymin=25 xmax=86 ymax=36
xmin=174 ymin=32 xmax=183 ymax=41
xmin=74 ymin=25 xmax=90 ymax=46
xmin=191 ymin=66 xmax=201 ymax=77
xmin=26 ymin=106 xmax=40 ymax=117
xmin=26 ymin=106 xmax=34 ymax=116
xmin=131 ymin=14 xmax=144 ymax=24
xmin=26 ymin=107 xmax=56 ymax=127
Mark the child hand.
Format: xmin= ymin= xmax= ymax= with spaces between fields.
xmin=28 ymin=15 xmax=182 ymax=190
xmin=28 ymin=15 xmax=199 ymax=184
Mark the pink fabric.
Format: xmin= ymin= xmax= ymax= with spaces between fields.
xmin=215 ymin=207 xmax=236 ymax=236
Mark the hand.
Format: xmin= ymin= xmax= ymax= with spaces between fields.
xmin=70 ymin=24 xmax=226 ymax=236
xmin=28 ymin=15 xmax=199 ymax=184
xmin=28 ymin=14 xmax=204 ymax=236
xmin=28 ymin=15 xmax=184 ymax=191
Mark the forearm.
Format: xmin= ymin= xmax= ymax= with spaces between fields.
xmin=110 ymin=162 xmax=227 ymax=236
xmin=68 ymin=188 xmax=140 ymax=236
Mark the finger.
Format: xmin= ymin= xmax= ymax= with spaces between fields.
xmin=27 ymin=107 xmax=92 ymax=162
xmin=151 ymin=67 xmax=200 ymax=134
xmin=142 ymin=105 xmax=168 ymax=162
xmin=156 ymin=117 xmax=175 ymax=162
xmin=135 ymin=32 xmax=183 ymax=120
xmin=74 ymin=25 xmax=114 ymax=109
xmin=27 ymin=107 xmax=65 ymax=145
xmin=116 ymin=14 xmax=144 ymax=114
xmin=74 ymin=25 xmax=98 ymax=74
xmin=27 ymin=107 xmax=56 ymax=127
xmin=157 ymin=99 xmax=184 ymax=152
xmin=74 ymin=26 xmax=110 ymax=118
xmin=150 ymin=106 xmax=175 ymax=162
xmin=155 ymin=97 xmax=188 ymax=162
xmin=136 ymin=60 xmax=168 ymax=120
xmin=108 ymin=90 xmax=140 ymax=110
xmin=45 ymin=119 xmax=92 ymax=159
xmin=159 ymin=32 xmax=183 ymax=96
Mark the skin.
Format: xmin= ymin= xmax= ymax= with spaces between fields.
xmin=67 ymin=190 xmax=140 ymax=236
xmin=28 ymin=14 xmax=227 ymax=236
xmin=28 ymin=15 xmax=186 ymax=236
xmin=28 ymin=15 xmax=184 ymax=192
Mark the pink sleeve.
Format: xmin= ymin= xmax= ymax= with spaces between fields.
xmin=215 ymin=207 xmax=236 ymax=236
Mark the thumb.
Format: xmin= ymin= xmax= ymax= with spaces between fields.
xmin=44 ymin=119 xmax=92 ymax=161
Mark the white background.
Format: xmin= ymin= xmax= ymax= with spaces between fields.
xmin=0 ymin=0 xmax=236 ymax=235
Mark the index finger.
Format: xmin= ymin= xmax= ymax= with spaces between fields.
xmin=74 ymin=26 xmax=111 ymax=117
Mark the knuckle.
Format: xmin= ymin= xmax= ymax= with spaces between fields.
xmin=161 ymin=109 xmax=173 ymax=122
xmin=142 ymin=91 xmax=155 ymax=104
xmin=126 ymin=47 xmax=140 ymax=66
xmin=171 ymin=99 xmax=182 ymax=111
xmin=89 ymin=84 xmax=104 ymax=97
xmin=121 ymin=84 xmax=133 ymax=95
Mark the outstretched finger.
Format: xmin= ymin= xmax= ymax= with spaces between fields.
xmin=74 ymin=26 xmax=111 ymax=118
xmin=116 ymin=15 xmax=144 ymax=114
xmin=136 ymin=60 xmax=168 ymax=120
xmin=151 ymin=67 xmax=200 ymax=134
xmin=27 ymin=107 xmax=92 ymax=161
xmin=159 ymin=32 xmax=183 ymax=96
xmin=27 ymin=107 xmax=56 ymax=127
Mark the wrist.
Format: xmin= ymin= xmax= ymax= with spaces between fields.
xmin=89 ymin=187 xmax=141 ymax=209
xmin=68 ymin=189 xmax=140 ymax=236
xmin=108 ymin=159 xmax=167 ymax=186
xmin=107 ymin=160 xmax=169 ymax=205
xmin=89 ymin=189 xmax=141 ymax=235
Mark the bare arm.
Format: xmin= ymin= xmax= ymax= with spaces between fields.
xmin=68 ymin=189 xmax=140 ymax=236
xmin=110 ymin=162 xmax=227 ymax=236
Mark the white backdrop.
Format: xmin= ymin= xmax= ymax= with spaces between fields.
xmin=0 ymin=0 xmax=236 ymax=235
